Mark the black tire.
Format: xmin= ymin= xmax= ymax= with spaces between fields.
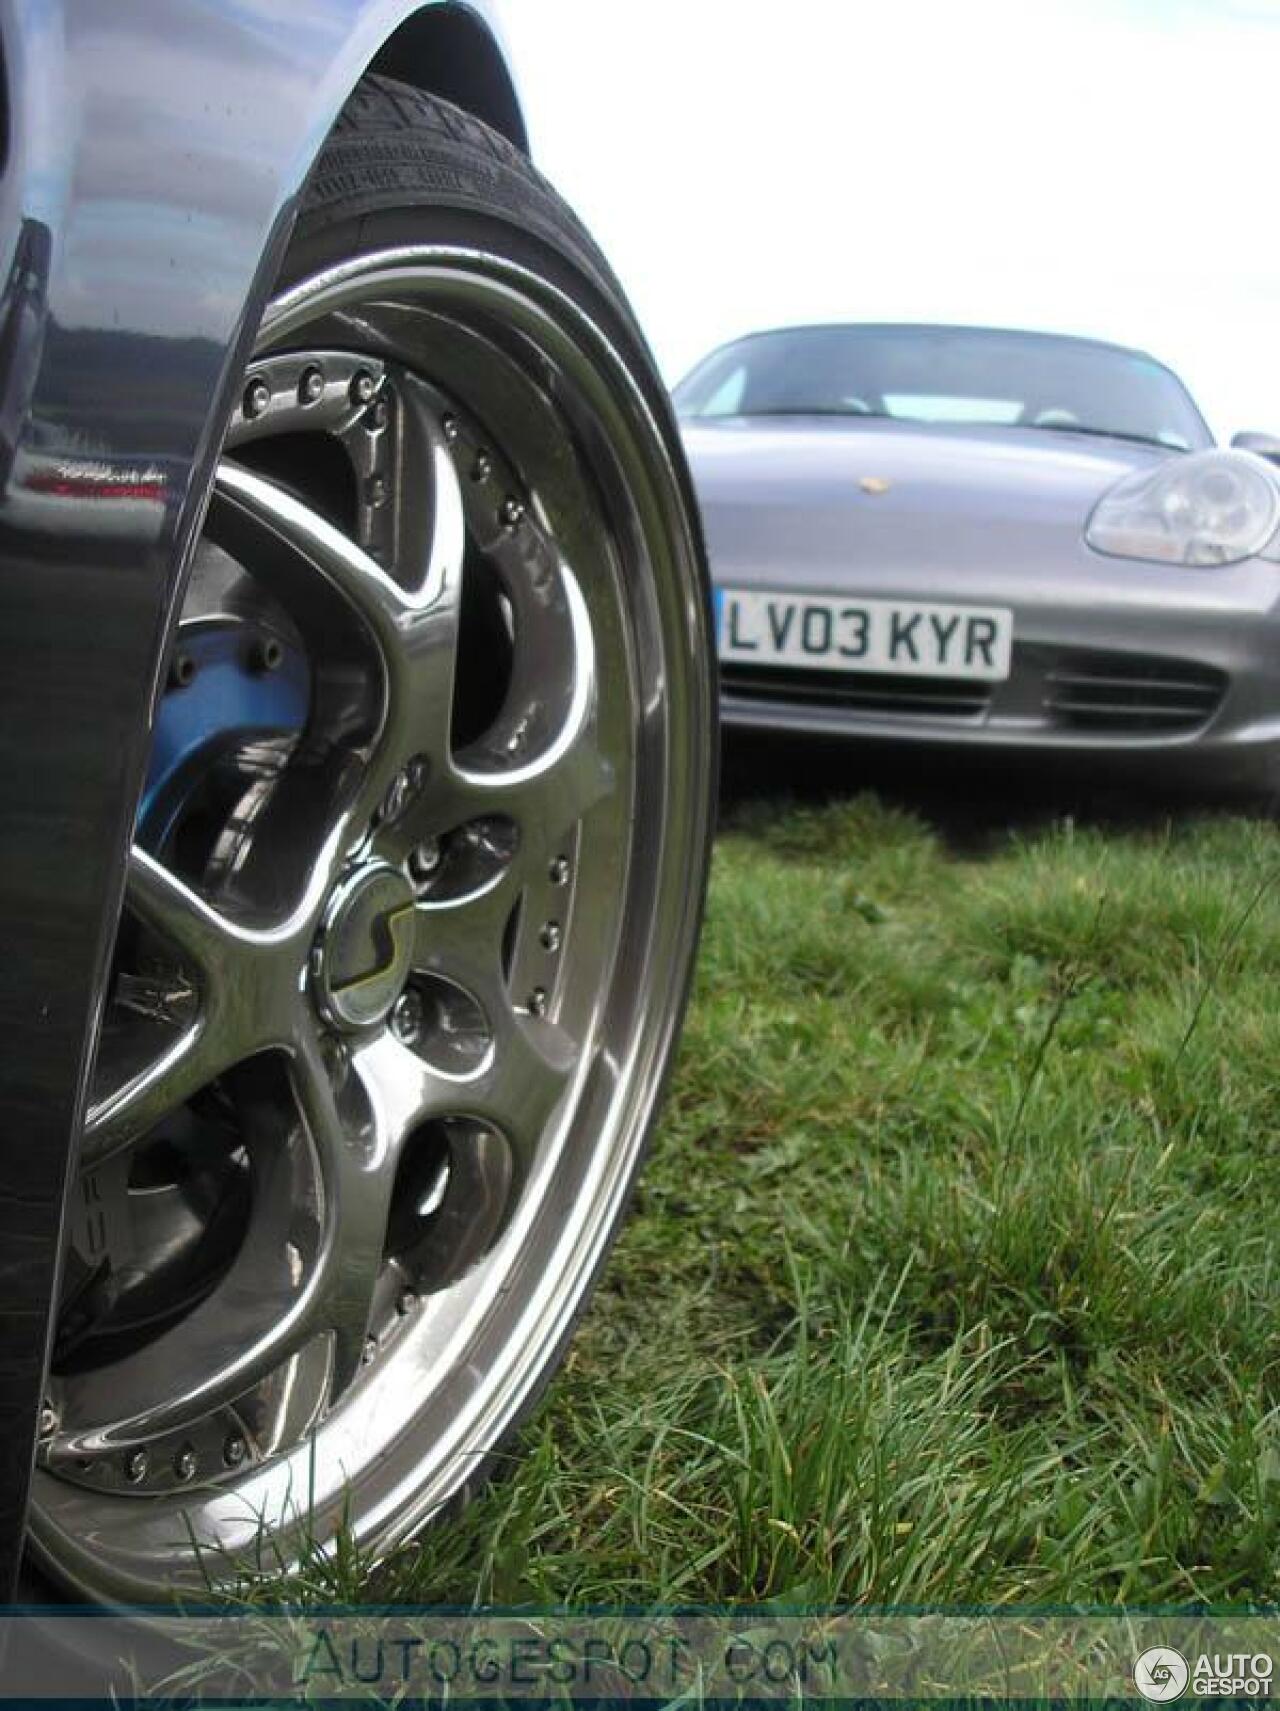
xmin=286 ymin=75 xmax=688 ymax=501
xmin=25 ymin=76 xmax=715 ymax=1602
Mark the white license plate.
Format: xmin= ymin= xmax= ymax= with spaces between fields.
xmin=716 ymin=589 xmax=1013 ymax=681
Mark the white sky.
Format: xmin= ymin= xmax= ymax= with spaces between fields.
xmin=503 ymin=0 xmax=1280 ymax=441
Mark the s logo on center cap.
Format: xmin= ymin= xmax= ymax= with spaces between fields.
xmin=859 ymin=475 xmax=891 ymax=495
xmin=313 ymin=863 xmax=418 ymax=1032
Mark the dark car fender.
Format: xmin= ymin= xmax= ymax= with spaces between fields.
xmin=0 ymin=0 xmax=524 ymax=1596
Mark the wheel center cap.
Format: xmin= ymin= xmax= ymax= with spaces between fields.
xmin=313 ymin=862 xmax=417 ymax=1032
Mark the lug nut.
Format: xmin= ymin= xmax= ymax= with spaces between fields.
xmin=298 ymin=365 xmax=325 ymax=404
xmin=123 ymin=1449 xmax=148 ymax=1485
xmin=396 ymin=1287 xmax=417 ymax=1316
xmin=500 ymin=496 xmax=525 ymax=529
xmin=167 ymin=650 xmax=196 ymax=690
xmin=350 ymin=370 xmax=377 ymax=406
xmin=471 ymin=450 xmax=492 ymax=483
xmin=174 ymin=1444 xmax=198 ymax=1482
xmin=539 ymin=921 xmax=562 ymax=953
xmin=408 ymin=838 xmax=443 ymax=886
xmin=248 ymin=635 xmax=283 ymax=674
xmin=549 ymin=855 xmax=571 ymax=886
xmin=38 ymin=1402 xmax=57 ymax=1438
xmin=527 ymin=987 xmax=549 ymax=1018
xmin=222 ymin=1433 xmax=247 ymax=1469
xmin=243 ymin=377 xmax=271 ymax=419
xmin=362 ymin=1336 xmax=378 ymax=1366
xmin=391 ymin=989 xmax=425 ymax=1045
xmin=441 ymin=414 xmax=459 ymax=443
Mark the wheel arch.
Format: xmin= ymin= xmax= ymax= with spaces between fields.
xmin=368 ymin=4 xmax=530 ymax=154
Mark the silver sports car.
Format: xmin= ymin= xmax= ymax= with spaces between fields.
xmin=676 ymin=324 xmax=1280 ymax=791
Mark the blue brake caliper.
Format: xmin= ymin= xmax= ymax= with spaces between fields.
xmin=138 ymin=624 xmax=308 ymax=851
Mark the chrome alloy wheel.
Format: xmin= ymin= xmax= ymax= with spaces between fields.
xmin=27 ymin=251 xmax=714 ymax=1599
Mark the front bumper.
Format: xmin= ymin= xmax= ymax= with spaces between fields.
xmin=716 ymin=554 xmax=1280 ymax=792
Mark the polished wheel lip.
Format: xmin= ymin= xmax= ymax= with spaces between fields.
xmin=30 ymin=244 xmax=715 ymax=1602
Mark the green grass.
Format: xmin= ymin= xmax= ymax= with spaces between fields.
xmin=307 ymin=792 xmax=1280 ymax=1607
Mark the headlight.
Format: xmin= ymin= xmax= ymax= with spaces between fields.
xmin=1085 ymin=449 xmax=1280 ymax=566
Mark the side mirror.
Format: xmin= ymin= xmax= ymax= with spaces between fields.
xmin=1231 ymin=430 xmax=1280 ymax=466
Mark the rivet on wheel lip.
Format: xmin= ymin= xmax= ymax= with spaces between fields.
xmin=549 ymin=855 xmax=571 ymax=885
xmin=123 ymin=1449 xmax=148 ymax=1485
xmin=350 ymin=369 xmax=377 ymax=406
xmin=500 ymin=496 xmax=525 ymax=529
xmin=362 ymin=1336 xmax=378 ymax=1365
xmin=471 ymin=450 xmax=493 ymax=482
xmin=222 ymin=1433 xmax=248 ymax=1469
xmin=242 ymin=377 xmax=271 ymax=419
xmin=298 ymin=365 xmax=325 ymax=404
xmin=38 ymin=1402 xmax=57 ymax=1438
xmin=527 ymin=987 xmax=549 ymax=1018
xmin=396 ymin=1287 xmax=418 ymax=1316
xmin=539 ymin=921 xmax=562 ymax=953
xmin=441 ymin=414 xmax=460 ymax=442
xmin=174 ymin=1445 xmax=198 ymax=1482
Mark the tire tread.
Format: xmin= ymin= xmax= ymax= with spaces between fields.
xmin=303 ymin=76 xmax=630 ymax=326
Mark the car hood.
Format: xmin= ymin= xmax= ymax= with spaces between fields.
xmin=680 ymin=415 xmax=1172 ymax=587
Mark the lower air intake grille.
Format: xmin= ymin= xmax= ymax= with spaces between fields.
xmin=721 ymin=664 xmax=992 ymax=721
xmin=1045 ymin=652 xmax=1226 ymax=734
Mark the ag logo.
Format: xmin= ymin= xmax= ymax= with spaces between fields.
xmin=1134 ymin=1648 xmax=1190 ymax=1702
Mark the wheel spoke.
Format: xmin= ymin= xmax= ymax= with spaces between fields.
xmin=86 ymin=1021 xmax=230 ymax=1167
xmin=84 ymin=851 xmax=291 ymax=1165
xmin=55 ymin=1111 xmax=321 ymax=1454
xmin=126 ymin=847 xmax=255 ymax=976
xmin=290 ymin=1023 xmax=401 ymax=1393
xmin=412 ymin=878 xmax=579 ymax=1183
xmin=380 ymin=377 xmax=468 ymax=781
xmin=214 ymin=389 xmax=466 ymax=819
xmin=440 ymin=564 xmax=610 ymax=839
xmin=404 ymin=554 xmax=613 ymax=932
xmin=214 ymin=437 xmax=460 ymax=663
xmin=413 ymin=874 xmax=515 ymax=1007
xmin=465 ymin=1008 xmax=579 ymax=1184
xmin=496 ymin=716 xmax=615 ymax=866
xmin=439 ymin=723 xmax=613 ymax=887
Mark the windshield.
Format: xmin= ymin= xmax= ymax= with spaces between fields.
xmin=673 ymin=325 xmax=1212 ymax=450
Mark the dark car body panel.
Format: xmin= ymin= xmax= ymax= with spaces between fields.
xmin=0 ymin=0 xmax=521 ymax=1596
